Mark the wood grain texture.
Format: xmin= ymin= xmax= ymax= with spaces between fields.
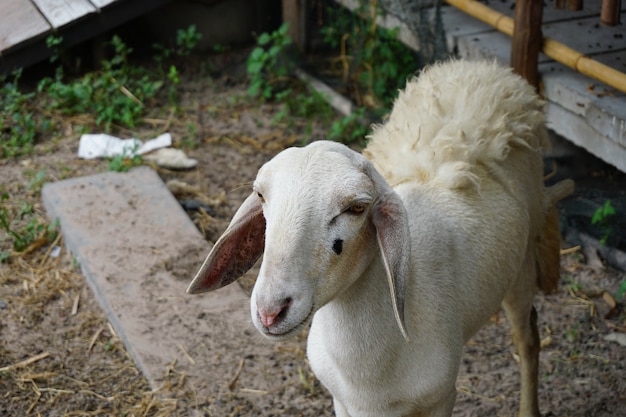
xmin=510 ymin=0 xmax=544 ymax=88
xmin=32 ymin=0 xmax=96 ymax=28
xmin=0 ymin=0 xmax=50 ymax=51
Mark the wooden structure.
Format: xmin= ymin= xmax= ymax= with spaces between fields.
xmin=285 ymin=0 xmax=626 ymax=172
xmin=0 ymin=0 xmax=174 ymax=73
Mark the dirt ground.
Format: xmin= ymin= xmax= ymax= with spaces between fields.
xmin=1 ymin=52 xmax=625 ymax=417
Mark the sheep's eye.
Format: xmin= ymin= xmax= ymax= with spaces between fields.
xmin=347 ymin=202 xmax=367 ymax=215
xmin=257 ymin=192 xmax=265 ymax=203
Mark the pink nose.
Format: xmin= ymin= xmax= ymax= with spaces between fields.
xmin=258 ymin=299 xmax=292 ymax=328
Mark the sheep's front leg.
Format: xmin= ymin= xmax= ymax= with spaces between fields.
xmin=503 ymin=299 xmax=540 ymax=417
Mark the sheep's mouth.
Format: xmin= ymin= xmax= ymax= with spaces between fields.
xmin=261 ymin=307 xmax=314 ymax=340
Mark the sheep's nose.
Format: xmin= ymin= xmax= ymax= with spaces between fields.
xmin=258 ymin=298 xmax=292 ymax=328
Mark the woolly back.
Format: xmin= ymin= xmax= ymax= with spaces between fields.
xmin=364 ymin=60 xmax=547 ymax=190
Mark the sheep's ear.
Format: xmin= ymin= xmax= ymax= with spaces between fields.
xmin=187 ymin=192 xmax=265 ymax=294
xmin=372 ymin=191 xmax=411 ymax=341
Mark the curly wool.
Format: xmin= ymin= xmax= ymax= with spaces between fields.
xmin=364 ymin=60 xmax=548 ymax=190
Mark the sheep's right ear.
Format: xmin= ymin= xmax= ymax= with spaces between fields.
xmin=187 ymin=192 xmax=265 ymax=294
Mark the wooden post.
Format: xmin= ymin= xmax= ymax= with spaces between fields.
xmin=510 ymin=0 xmax=544 ymax=89
xmin=282 ymin=0 xmax=306 ymax=50
xmin=601 ymin=0 xmax=621 ymax=25
xmin=568 ymin=0 xmax=583 ymax=10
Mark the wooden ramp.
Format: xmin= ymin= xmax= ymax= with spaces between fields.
xmin=0 ymin=0 xmax=172 ymax=73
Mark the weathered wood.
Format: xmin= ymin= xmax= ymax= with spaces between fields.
xmin=568 ymin=0 xmax=583 ymax=10
xmin=282 ymin=0 xmax=305 ymax=49
xmin=0 ymin=0 xmax=50 ymax=52
xmin=601 ymin=0 xmax=621 ymax=25
xmin=1 ymin=0 xmax=174 ymax=74
xmin=510 ymin=0 xmax=544 ymax=88
xmin=90 ymin=0 xmax=119 ymax=8
xmin=33 ymin=0 xmax=96 ymax=28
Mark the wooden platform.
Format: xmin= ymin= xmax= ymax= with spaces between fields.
xmin=0 ymin=0 xmax=173 ymax=73
xmin=332 ymin=0 xmax=626 ymax=172
xmin=446 ymin=0 xmax=626 ymax=172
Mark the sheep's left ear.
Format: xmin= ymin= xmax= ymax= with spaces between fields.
xmin=367 ymin=168 xmax=411 ymax=341
xmin=187 ymin=192 xmax=265 ymax=294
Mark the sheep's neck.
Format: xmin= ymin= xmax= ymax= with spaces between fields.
xmin=314 ymin=255 xmax=404 ymax=356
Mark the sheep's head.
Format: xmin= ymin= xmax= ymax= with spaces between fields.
xmin=187 ymin=141 xmax=410 ymax=340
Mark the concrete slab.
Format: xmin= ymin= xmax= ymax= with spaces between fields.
xmin=41 ymin=166 xmax=257 ymax=393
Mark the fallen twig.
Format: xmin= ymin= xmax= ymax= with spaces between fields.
xmin=0 ymin=351 xmax=51 ymax=372
xmin=227 ymin=358 xmax=245 ymax=391
xmin=560 ymin=245 xmax=581 ymax=255
xmin=87 ymin=327 xmax=104 ymax=355
xmin=71 ymin=294 xmax=80 ymax=315
xmin=178 ymin=344 xmax=195 ymax=365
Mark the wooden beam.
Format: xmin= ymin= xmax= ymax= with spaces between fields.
xmin=282 ymin=0 xmax=305 ymax=49
xmin=510 ymin=0 xmax=544 ymax=88
xmin=32 ymin=0 xmax=96 ymax=28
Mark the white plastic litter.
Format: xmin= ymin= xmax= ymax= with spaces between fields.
xmin=78 ymin=133 xmax=172 ymax=159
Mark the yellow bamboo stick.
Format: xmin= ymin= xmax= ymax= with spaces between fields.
xmin=445 ymin=0 xmax=626 ymax=93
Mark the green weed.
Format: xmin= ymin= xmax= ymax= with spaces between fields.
xmin=107 ymin=143 xmax=143 ymax=172
xmin=38 ymin=35 xmax=164 ymax=131
xmin=246 ymin=22 xmax=294 ymax=100
xmin=591 ymin=200 xmax=616 ymax=245
xmin=328 ymin=108 xmax=369 ymax=145
xmin=1 ymin=26 xmax=201 ymax=160
xmin=321 ymin=1 xmax=420 ymax=111
xmin=0 ymin=70 xmax=47 ymax=158
xmin=0 ymin=192 xmax=59 ymax=261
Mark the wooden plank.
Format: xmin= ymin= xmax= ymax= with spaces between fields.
xmin=542 ymin=14 xmax=626 ymax=56
xmin=90 ymin=0 xmax=120 ymax=8
xmin=485 ymin=0 xmax=626 ymax=22
xmin=1 ymin=0 xmax=174 ymax=74
xmin=545 ymin=101 xmax=626 ymax=172
xmin=33 ymin=0 xmax=97 ymax=29
xmin=0 ymin=0 xmax=50 ymax=52
xmin=510 ymin=0 xmax=544 ymax=87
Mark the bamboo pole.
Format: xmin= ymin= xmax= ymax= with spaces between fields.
xmin=445 ymin=0 xmax=626 ymax=94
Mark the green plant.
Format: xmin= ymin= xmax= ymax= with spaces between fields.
xmin=107 ymin=143 xmax=143 ymax=172
xmin=38 ymin=35 xmax=164 ymax=131
xmin=26 ymin=169 xmax=47 ymax=194
xmin=0 ymin=70 xmax=41 ymax=158
xmin=328 ymin=108 xmax=369 ymax=144
xmin=321 ymin=1 xmax=420 ymax=111
xmin=154 ymin=25 xmax=203 ymax=63
xmin=591 ymin=200 xmax=616 ymax=245
xmin=246 ymin=22 xmax=293 ymax=100
xmin=176 ymin=25 xmax=202 ymax=55
xmin=0 ymin=192 xmax=59 ymax=260
xmin=153 ymin=25 xmax=202 ymax=103
xmin=617 ymin=280 xmax=626 ymax=300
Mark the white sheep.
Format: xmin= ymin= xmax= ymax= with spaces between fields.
xmin=187 ymin=59 xmax=574 ymax=417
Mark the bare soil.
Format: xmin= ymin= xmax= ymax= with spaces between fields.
xmin=1 ymin=53 xmax=625 ymax=416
